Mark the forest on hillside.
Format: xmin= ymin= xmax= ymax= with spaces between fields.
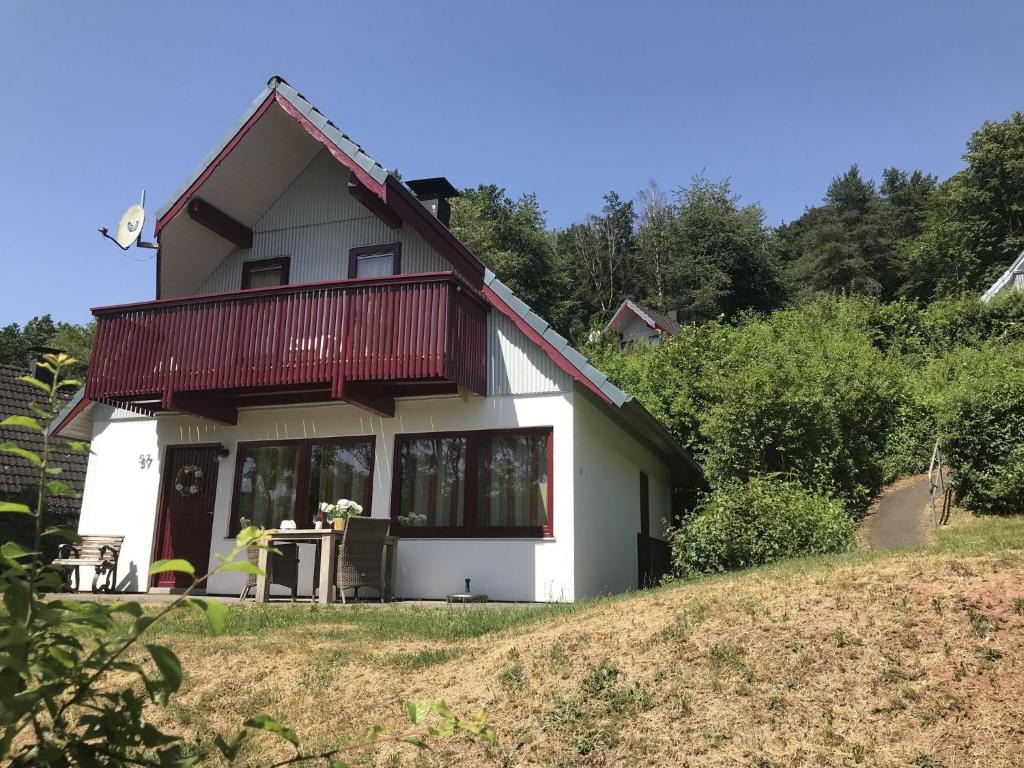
xmin=449 ymin=112 xmax=1024 ymax=341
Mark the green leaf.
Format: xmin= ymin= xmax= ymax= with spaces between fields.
xmin=0 ymin=443 xmax=41 ymax=467
xmin=0 ymin=415 xmax=42 ymax=432
xmin=401 ymin=737 xmax=429 ymax=749
xmin=63 ymin=440 xmax=90 ymax=454
xmin=46 ymin=480 xmax=80 ymax=498
xmin=189 ymin=598 xmax=229 ymax=634
xmin=0 ymin=541 xmax=36 ymax=560
xmin=435 ymin=700 xmax=454 ymax=720
xmin=214 ymin=730 xmax=249 ymax=760
xmin=42 ymin=527 xmax=81 ymax=542
xmin=405 ymin=699 xmax=432 ymax=725
xmin=47 ymin=645 xmax=76 ymax=669
xmin=149 ymin=559 xmax=195 ymax=577
xmin=216 ymin=560 xmax=265 ymax=576
xmin=3 ymin=576 xmax=31 ymax=622
xmin=328 ymin=762 xmax=350 ymax=768
xmin=243 ymin=714 xmax=299 ymax=746
xmin=236 ymin=526 xmax=264 ymax=547
xmin=146 ymin=644 xmax=183 ymax=698
xmin=0 ymin=502 xmax=33 ymax=516
xmin=16 ymin=375 xmax=51 ymax=394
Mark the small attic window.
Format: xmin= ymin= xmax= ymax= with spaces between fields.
xmin=242 ymin=257 xmax=290 ymax=289
xmin=349 ymin=243 xmax=402 ymax=279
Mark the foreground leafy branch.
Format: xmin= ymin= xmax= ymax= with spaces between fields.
xmin=0 ymin=354 xmax=494 ymax=766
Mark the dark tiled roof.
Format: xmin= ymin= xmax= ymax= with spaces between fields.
xmin=638 ymin=303 xmax=682 ymax=335
xmin=0 ymin=364 xmax=87 ymax=510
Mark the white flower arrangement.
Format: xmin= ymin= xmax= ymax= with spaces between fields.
xmin=318 ymin=498 xmax=364 ymax=522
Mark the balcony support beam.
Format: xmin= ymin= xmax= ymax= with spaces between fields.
xmin=164 ymin=391 xmax=239 ymax=426
xmin=334 ymin=381 xmax=395 ymax=418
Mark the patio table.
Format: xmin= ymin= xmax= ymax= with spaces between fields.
xmin=254 ymin=529 xmax=398 ymax=604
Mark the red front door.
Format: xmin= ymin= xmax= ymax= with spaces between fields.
xmin=152 ymin=445 xmax=221 ymax=589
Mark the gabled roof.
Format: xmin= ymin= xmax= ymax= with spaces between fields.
xmin=981 ymin=249 xmax=1024 ymax=303
xmin=485 ymin=274 xmax=701 ymax=481
xmin=154 ymin=76 xmax=484 ymax=297
xmin=606 ymin=299 xmax=682 ymax=336
xmin=1 ymin=365 xmax=87 ymax=511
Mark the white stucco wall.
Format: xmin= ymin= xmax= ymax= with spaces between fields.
xmin=571 ymin=393 xmax=673 ymax=599
xmin=620 ymin=314 xmax=661 ymax=346
xmin=77 ymin=392 xmax=576 ymax=602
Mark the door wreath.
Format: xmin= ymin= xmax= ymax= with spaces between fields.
xmin=174 ymin=464 xmax=204 ymax=497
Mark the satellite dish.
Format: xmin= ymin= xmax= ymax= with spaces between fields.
xmin=99 ymin=191 xmax=157 ymax=251
xmin=114 ymin=203 xmax=145 ymax=250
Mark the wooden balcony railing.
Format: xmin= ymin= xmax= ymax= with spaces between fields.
xmin=85 ymin=272 xmax=488 ymax=421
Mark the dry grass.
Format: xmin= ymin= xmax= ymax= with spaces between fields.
xmin=141 ymin=511 xmax=1024 ymax=767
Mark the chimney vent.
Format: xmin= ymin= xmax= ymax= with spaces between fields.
xmin=406 ymin=177 xmax=459 ymax=226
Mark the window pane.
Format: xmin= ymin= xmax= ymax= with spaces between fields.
xmin=397 ymin=437 xmax=466 ymax=527
xmin=236 ymin=445 xmax=300 ymax=529
xmin=478 ymin=433 xmax=549 ymax=528
xmin=308 ymin=440 xmax=374 ymax=518
xmin=355 ymin=252 xmax=395 ymax=278
xmin=244 ymin=265 xmax=285 ymax=289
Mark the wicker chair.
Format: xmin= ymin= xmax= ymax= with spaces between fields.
xmin=239 ymin=543 xmax=300 ymax=602
xmin=335 ymin=517 xmax=391 ymax=603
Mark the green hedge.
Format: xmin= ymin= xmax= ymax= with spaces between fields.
xmin=669 ymin=476 xmax=856 ymax=575
xmin=930 ymin=341 xmax=1024 ymax=514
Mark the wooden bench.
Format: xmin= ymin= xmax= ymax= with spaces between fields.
xmin=51 ymin=535 xmax=125 ymax=593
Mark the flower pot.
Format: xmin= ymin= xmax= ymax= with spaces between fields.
xmin=333 ymin=517 xmax=346 ymax=531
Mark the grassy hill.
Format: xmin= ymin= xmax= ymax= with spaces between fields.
xmin=146 ymin=511 xmax=1024 ymax=767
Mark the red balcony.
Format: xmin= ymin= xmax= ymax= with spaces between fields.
xmin=85 ymin=272 xmax=488 ymax=423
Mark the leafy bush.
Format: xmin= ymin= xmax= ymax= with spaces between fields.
xmin=930 ymin=341 xmax=1024 ymax=514
xmin=669 ymin=476 xmax=856 ymax=575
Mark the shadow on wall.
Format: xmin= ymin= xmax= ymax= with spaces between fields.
xmin=116 ymin=562 xmax=139 ymax=593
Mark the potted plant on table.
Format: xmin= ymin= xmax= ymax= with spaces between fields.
xmin=319 ymin=499 xmax=363 ymax=530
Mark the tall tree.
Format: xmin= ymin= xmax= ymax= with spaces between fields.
xmin=553 ymin=192 xmax=639 ymax=337
xmin=781 ymin=165 xmax=900 ymax=299
xmin=666 ymin=176 xmax=781 ymax=321
xmin=901 ymin=112 xmax=1024 ymax=299
xmin=449 ymin=185 xmax=556 ymax=317
xmin=0 ymin=315 xmax=93 ymax=379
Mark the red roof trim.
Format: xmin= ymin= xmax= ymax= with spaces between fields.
xmin=51 ymin=394 xmax=90 ymax=438
xmin=607 ymin=301 xmax=656 ymax=333
xmin=272 ymin=91 xmax=385 ymax=199
xmin=155 ymin=93 xmax=276 ymax=236
xmin=482 ymin=284 xmax=612 ymax=405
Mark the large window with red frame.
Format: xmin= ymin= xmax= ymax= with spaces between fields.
xmin=393 ymin=429 xmax=552 ymax=537
xmin=231 ymin=438 xmax=374 ymax=534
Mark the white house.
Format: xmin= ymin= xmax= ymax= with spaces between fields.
xmin=980 ymin=249 xmax=1024 ymax=303
xmin=54 ymin=77 xmax=701 ymax=602
xmin=605 ymin=299 xmax=681 ymax=347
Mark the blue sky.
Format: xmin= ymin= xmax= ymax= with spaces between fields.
xmin=2 ymin=1 xmax=1024 ymax=325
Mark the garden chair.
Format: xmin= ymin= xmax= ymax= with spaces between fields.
xmin=239 ymin=542 xmax=299 ymax=601
xmin=335 ymin=517 xmax=391 ymax=603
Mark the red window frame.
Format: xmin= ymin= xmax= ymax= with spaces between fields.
xmin=229 ymin=436 xmax=375 ymax=535
xmin=390 ymin=427 xmax=554 ymax=538
xmin=348 ymin=242 xmax=402 ymax=279
xmin=241 ymin=256 xmax=290 ymax=290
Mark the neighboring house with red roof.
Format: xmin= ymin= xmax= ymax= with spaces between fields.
xmin=54 ymin=77 xmax=701 ymax=601
xmin=605 ymin=299 xmax=682 ymax=347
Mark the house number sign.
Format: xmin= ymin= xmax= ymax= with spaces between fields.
xmin=138 ymin=454 xmax=152 ymax=469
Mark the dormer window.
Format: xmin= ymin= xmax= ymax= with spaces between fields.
xmin=241 ymin=257 xmax=290 ymax=289
xmin=349 ymin=243 xmax=401 ymax=279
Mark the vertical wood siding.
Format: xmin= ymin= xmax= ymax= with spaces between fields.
xmin=488 ymin=312 xmax=571 ymax=395
xmin=195 ymin=151 xmax=448 ymax=294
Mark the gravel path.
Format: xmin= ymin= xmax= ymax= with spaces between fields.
xmin=866 ymin=473 xmax=932 ymax=549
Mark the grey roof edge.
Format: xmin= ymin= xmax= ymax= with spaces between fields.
xmin=483 ymin=270 xmax=701 ymax=478
xmin=155 ymin=75 xmax=390 ymax=223
xmin=981 ymin=248 xmax=1024 ymax=303
xmin=49 ymin=386 xmax=92 ymax=439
